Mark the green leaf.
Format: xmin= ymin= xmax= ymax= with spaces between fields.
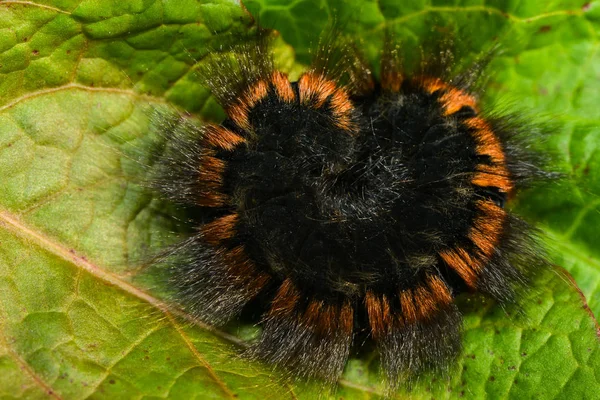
xmin=0 ymin=1 xmax=598 ymax=399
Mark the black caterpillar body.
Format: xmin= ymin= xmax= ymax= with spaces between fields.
xmin=149 ymin=33 xmax=550 ymax=391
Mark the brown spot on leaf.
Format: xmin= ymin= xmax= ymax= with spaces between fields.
xmin=583 ymin=165 xmax=590 ymax=175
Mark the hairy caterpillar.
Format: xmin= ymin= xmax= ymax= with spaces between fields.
xmin=145 ymin=28 xmax=554 ymax=393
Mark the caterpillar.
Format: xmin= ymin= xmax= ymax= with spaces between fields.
xmin=146 ymin=28 xmax=553 ymax=393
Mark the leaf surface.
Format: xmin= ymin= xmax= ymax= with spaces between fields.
xmin=0 ymin=0 xmax=598 ymax=399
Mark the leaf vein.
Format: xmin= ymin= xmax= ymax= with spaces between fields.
xmin=0 ymin=0 xmax=70 ymax=15
xmin=167 ymin=313 xmax=237 ymax=399
xmin=0 ymin=326 xmax=64 ymax=399
xmin=0 ymin=84 xmax=166 ymax=113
